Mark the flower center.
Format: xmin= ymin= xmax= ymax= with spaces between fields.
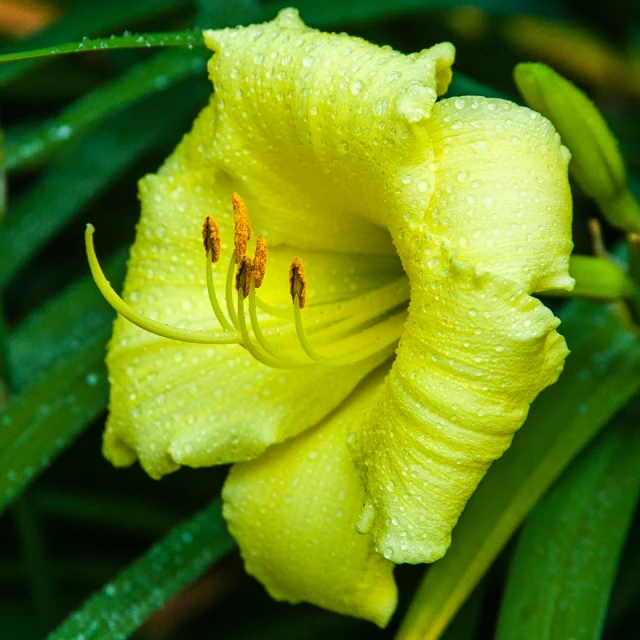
xmin=86 ymin=194 xmax=410 ymax=369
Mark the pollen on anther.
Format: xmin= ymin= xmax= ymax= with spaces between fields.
xmin=232 ymin=192 xmax=252 ymax=264
xmin=253 ymin=236 xmax=268 ymax=289
xmin=201 ymin=216 xmax=221 ymax=262
xmin=289 ymin=257 xmax=307 ymax=309
xmin=235 ymin=255 xmax=253 ymax=299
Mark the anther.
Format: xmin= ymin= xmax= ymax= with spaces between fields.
xmin=289 ymin=257 xmax=307 ymax=309
xmin=201 ymin=215 xmax=221 ymax=262
xmin=235 ymin=255 xmax=253 ymax=299
xmin=232 ymin=192 xmax=252 ymax=264
xmin=253 ymin=236 xmax=268 ymax=289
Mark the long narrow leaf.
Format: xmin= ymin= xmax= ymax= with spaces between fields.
xmin=46 ymin=499 xmax=234 ymax=640
xmin=0 ymin=337 xmax=108 ymax=516
xmin=0 ymin=31 xmax=203 ymax=64
xmin=0 ymin=80 xmax=203 ymax=287
xmin=396 ymin=300 xmax=640 ymax=640
xmin=6 ymin=251 xmax=126 ymax=390
xmin=496 ymin=418 xmax=640 ymax=640
xmin=0 ymin=0 xmax=190 ymax=89
xmin=196 ymin=0 xmax=565 ymax=29
xmin=4 ymin=48 xmax=206 ymax=172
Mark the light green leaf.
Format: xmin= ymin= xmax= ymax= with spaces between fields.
xmin=0 ymin=0 xmax=191 ymax=89
xmin=46 ymin=499 xmax=234 ymax=640
xmin=496 ymin=418 xmax=640 ymax=640
xmin=4 ymin=48 xmax=206 ymax=172
xmin=0 ymin=31 xmax=203 ymax=64
xmin=396 ymin=300 xmax=640 ymax=640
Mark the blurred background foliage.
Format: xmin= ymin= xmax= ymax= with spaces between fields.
xmin=0 ymin=0 xmax=639 ymax=639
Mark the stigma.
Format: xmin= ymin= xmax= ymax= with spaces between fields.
xmin=86 ymin=193 xmax=410 ymax=369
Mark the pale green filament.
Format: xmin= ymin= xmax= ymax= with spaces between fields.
xmin=206 ymin=251 xmax=235 ymax=331
xmin=236 ymin=272 xmax=311 ymax=369
xmin=85 ymin=225 xmax=238 ymax=345
xmin=294 ymin=295 xmax=405 ymax=367
xmin=225 ymin=249 xmax=241 ymax=330
xmin=88 ymin=223 xmax=407 ymax=367
xmin=248 ymin=280 xmax=309 ymax=364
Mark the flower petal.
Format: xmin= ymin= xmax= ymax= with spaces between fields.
xmin=223 ymin=367 xmax=397 ymax=626
xmin=423 ymin=96 xmax=574 ymax=293
xmin=104 ymin=143 xmax=402 ymax=479
xmin=355 ymin=239 xmax=569 ymax=564
xmin=202 ymin=9 xmax=454 ymax=248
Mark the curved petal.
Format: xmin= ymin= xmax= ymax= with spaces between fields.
xmin=355 ymin=239 xmax=569 ymax=564
xmin=422 ymin=96 xmax=573 ymax=293
xmin=104 ymin=146 xmax=402 ymax=479
xmin=202 ymin=9 xmax=455 ymax=249
xmin=223 ymin=367 xmax=397 ymax=626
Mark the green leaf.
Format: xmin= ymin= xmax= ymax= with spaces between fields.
xmin=0 ymin=79 xmax=203 ymax=287
xmin=396 ymin=300 xmax=640 ymax=640
xmin=0 ymin=31 xmax=204 ymax=64
xmin=0 ymin=0 xmax=191 ymax=89
xmin=495 ymin=418 xmax=640 ymax=640
xmin=6 ymin=251 xmax=126 ymax=390
xmin=195 ymin=0 xmax=566 ymax=29
xmin=46 ymin=499 xmax=234 ymax=640
xmin=4 ymin=48 xmax=206 ymax=172
xmin=0 ymin=336 xmax=108 ymax=517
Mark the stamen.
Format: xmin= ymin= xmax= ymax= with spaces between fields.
xmin=249 ymin=277 xmax=309 ymax=365
xmin=225 ymin=249 xmax=241 ymax=330
xmin=202 ymin=216 xmax=234 ymax=331
xmin=289 ymin=256 xmax=404 ymax=367
xmin=235 ymin=256 xmax=253 ymax=299
xmin=294 ymin=296 xmax=404 ymax=366
xmin=235 ymin=259 xmax=309 ymax=369
xmin=232 ymin=192 xmax=252 ymax=264
xmin=289 ymin=257 xmax=307 ymax=309
xmin=253 ymin=236 xmax=268 ymax=288
xmin=85 ymin=225 xmax=238 ymax=345
xmin=201 ymin=215 xmax=221 ymax=262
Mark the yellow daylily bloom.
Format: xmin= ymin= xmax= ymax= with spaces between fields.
xmin=90 ymin=8 xmax=573 ymax=626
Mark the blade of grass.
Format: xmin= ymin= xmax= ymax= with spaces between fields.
xmin=0 ymin=79 xmax=204 ymax=287
xmin=0 ymin=336 xmax=109 ymax=516
xmin=0 ymin=31 xmax=203 ymax=64
xmin=6 ymin=250 xmax=126 ymax=390
xmin=0 ymin=0 xmax=191 ymax=89
xmin=396 ymin=300 xmax=640 ymax=640
xmin=4 ymin=48 xmax=207 ymax=172
xmin=13 ymin=495 xmax=57 ymax=622
xmin=46 ymin=498 xmax=234 ymax=640
xmin=495 ymin=418 xmax=640 ymax=640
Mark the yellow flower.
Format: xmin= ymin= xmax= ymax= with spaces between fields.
xmin=87 ymin=9 xmax=573 ymax=626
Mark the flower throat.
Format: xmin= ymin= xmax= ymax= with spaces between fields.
xmin=86 ymin=193 xmax=410 ymax=370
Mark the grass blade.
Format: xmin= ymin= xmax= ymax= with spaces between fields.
xmin=496 ymin=418 xmax=640 ymax=640
xmin=0 ymin=0 xmax=191 ymax=89
xmin=0 ymin=336 xmax=108 ymax=516
xmin=4 ymin=48 xmax=206 ymax=172
xmin=0 ymin=80 xmax=204 ymax=287
xmin=46 ymin=499 xmax=234 ymax=640
xmin=396 ymin=300 xmax=640 ymax=640
xmin=0 ymin=31 xmax=203 ymax=64
xmin=6 ymin=251 xmax=126 ymax=390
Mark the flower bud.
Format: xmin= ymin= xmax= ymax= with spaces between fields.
xmin=514 ymin=62 xmax=640 ymax=232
